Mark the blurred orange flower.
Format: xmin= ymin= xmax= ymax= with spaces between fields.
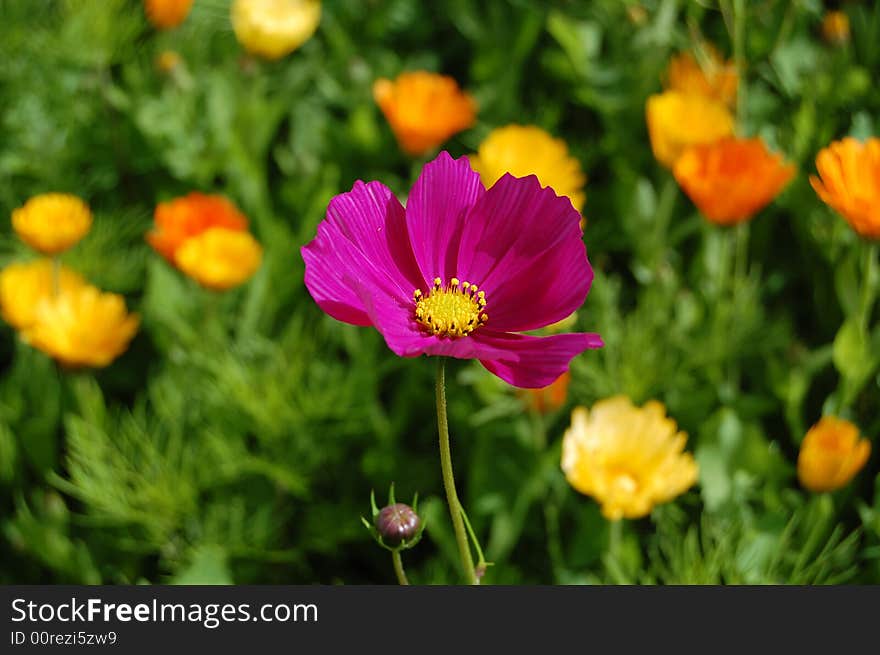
xmin=0 ymin=260 xmax=85 ymax=331
xmin=174 ymin=227 xmax=263 ymax=291
xmin=821 ymin=10 xmax=850 ymax=45
xmin=797 ymin=417 xmax=871 ymax=492
xmin=12 ymin=193 xmax=93 ymax=255
xmin=810 ymin=137 xmax=880 ymax=239
xmin=25 ymin=284 xmax=140 ymax=369
xmin=519 ymin=370 xmax=570 ymax=414
xmin=148 ymin=192 xmax=249 ymax=262
xmin=373 ymin=71 xmax=476 ymax=157
xmin=666 ymin=46 xmax=738 ymax=108
xmin=673 ymin=137 xmax=795 ymax=226
xmin=144 ymin=0 xmax=193 ymax=29
xmin=645 ymin=91 xmax=734 ymax=168
xmin=231 ymin=0 xmax=321 ymax=60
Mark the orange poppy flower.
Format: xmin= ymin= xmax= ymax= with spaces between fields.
xmin=665 ymin=46 xmax=738 ymax=108
xmin=148 ymin=193 xmax=249 ymax=262
xmin=144 ymin=0 xmax=193 ymax=30
xmin=797 ymin=416 xmax=871 ymax=492
xmin=518 ymin=370 xmax=571 ymax=414
xmin=673 ymin=137 xmax=795 ymax=225
xmin=373 ymin=71 xmax=477 ymax=157
xmin=810 ymin=137 xmax=880 ymax=239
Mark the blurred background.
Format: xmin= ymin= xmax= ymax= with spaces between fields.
xmin=0 ymin=0 xmax=879 ymax=584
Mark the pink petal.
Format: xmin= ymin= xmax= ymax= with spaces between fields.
xmin=302 ymin=180 xmax=423 ymax=325
xmin=457 ymin=173 xmax=592 ymax=332
xmin=406 ymin=151 xmax=485 ymax=285
xmin=475 ymin=331 xmax=603 ymax=388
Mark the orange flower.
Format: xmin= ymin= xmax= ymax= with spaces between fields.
xmin=12 ymin=193 xmax=93 ymax=255
xmin=373 ymin=71 xmax=476 ymax=157
xmin=673 ymin=137 xmax=795 ymax=226
xmin=821 ymin=11 xmax=850 ymax=45
xmin=666 ymin=46 xmax=738 ymax=108
xmin=645 ymin=91 xmax=734 ymax=168
xmin=144 ymin=0 xmax=194 ymax=29
xmin=518 ymin=370 xmax=570 ymax=414
xmin=148 ymin=193 xmax=249 ymax=262
xmin=810 ymin=137 xmax=880 ymax=239
xmin=797 ymin=417 xmax=871 ymax=492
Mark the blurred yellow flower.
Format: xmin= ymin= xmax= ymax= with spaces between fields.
xmin=155 ymin=50 xmax=183 ymax=73
xmin=12 ymin=193 xmax=93 ymax=255
xmin=797 ymin=417 xmax=871 ymax=493
xmin=665 ymin=46 xmax=738 ymax=108
xmin=25 ymin=284 xmax=139 ymax=369
xmin=469 ymin=125 xmax=586 ymax=212
xmin=561 ymin=396 xmax=698 ymax=520
xmin=645 ymin=91 xmax=734 ymax=168
xmin=0 ymin=260 xmax=85 ymax=331
xmin=373 ymin=71 xmax=477 ymax=157
xmin=231 ymin=0 xmax=321 ymax=60
xmin=144 ymin=0 xmax=193 ymax=30
xmin=174 ymin=227 xmax=263 ymax=291
xmin=821 ymin=10 xmax=850 ymax=45
xmin=810 ymin=137 xmax=880 ymax=239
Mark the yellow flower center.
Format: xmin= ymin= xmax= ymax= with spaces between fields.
xmin=413 ymin=277 xmax=488 ymax=338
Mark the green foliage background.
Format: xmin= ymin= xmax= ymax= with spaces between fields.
xmin=0 ymin=0 xmax=878 ymax=584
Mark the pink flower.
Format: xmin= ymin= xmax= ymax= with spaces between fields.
xmin=301 ymin=152 xmax=602 ymax=388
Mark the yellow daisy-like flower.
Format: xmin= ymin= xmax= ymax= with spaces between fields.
xmin=174 ymin=227 xmax=263 ymax=291
xmin=469 ymin=125 xmax=586 ymax=213
xmin=12 ymin=193 xmax=93 ymax=255
xmin=797 ymin=417 xmax=871 ymax=493
xmin=25 ymin=284 xmax=140 ymax=369
xmin=645 ymin=91 xmax=735 ymax=169
xmin=231 ymin=0 xmax=321 ymax=60
xmin=561 ymin=396 xmax=698 ymax=520
xmin=0 ymin=260 xmax=85 ymax=331
xmin=665 ymin=46 xmax=738 ymax=108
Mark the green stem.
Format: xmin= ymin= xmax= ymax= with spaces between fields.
xmin=608 ymin=519 xmax=623 ymax=563
xmin=391 ymin=551 xmax=409 ymax=586
xmin=650 ymin=176 xmax=678 ymax=272
xmin=435 ymin=357 xmax=477 ymax=585
xmin=544 ymin=499 xmax=565 ymax=583
xmin=859 ymin=242 xmax=877 ymax=334
xmin=732 ymin=0 xmax=748 ymax=127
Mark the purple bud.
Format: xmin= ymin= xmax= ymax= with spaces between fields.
xmin=375 ymin=503 xmax=421 ymax=547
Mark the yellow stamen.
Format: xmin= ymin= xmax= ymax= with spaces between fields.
xmin=413 ymin=277 xmax=488 ymax=338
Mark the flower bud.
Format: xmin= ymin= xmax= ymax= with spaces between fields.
xmin=375 ymin=503 xmax=421 ymax=548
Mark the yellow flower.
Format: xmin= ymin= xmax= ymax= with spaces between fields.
xmin=821 ymin=11 xmax=850 ymax=45
xmin=810 ymin=137 xmax=880 ymax=239
xmin=665 ymin=46 xmax=738 ymax=108
xmin=561 ymin=396 xmax=698 ymax=520
xmin=143 ymin=0 xmax=193 ymax=29
xmin=174 ymin=227 xmax=263 ymax=291
xmin=469 ymin=125 xmax=586 ymax=212
xmin=373 ymin=71 xmax=477 ymax=157
xmin=797 ymin=417 xmax=871 ymax=492
xmin=155 ymin=50 xmax=183 ymax=73
xmin=12 ymin=193 xmax=93 ymax=255
xmin=0 ymin=260 xmax=85 ymax=331
xmin=231 ymin=0 xmax=321 ymax=60
xmin=645 ymin=91 xmax=735 ymax=168
xmin=25 ymin=284 xmax=140 ymax=369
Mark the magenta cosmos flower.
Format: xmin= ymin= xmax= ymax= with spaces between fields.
xmin=301 ymin=151 xmax=602 ymax=388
